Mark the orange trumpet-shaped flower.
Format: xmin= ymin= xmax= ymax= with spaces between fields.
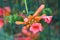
xmin=15 ymin=4 xmax=52 ymax=40
xmin=0 ymin=6 xmax=11 ymax=16
xmin=0 ymin=7 xmax=3 ymax=16
xmin=0 ymin=18 xmax=4 ymax=29
xmin=15 ymin=4 xmax=45 ymax=38
xmin=3 ymin=6 xmax=11 ymax=16
xmin=15 ymin=4 xmax=45 ymax=26
xmin=33 ymin=4 xmax=45 ymax=17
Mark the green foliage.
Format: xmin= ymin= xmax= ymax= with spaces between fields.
xmin=0 ymin=29 xmax=14 ymax=40
xmin=3 ymin=13 xmax=24 ymax=35
xmin=4 ymin=14 xmax=24 ymax=24
xmin=8 ymin=15 xmax=13 ymax=24
xmin=27 ymin=11 xmax=34 ymax=15
xmin=42 ymin=8 xmax=52 ymax=15
xmin=3 ymin=22 xmax=24 ymax=35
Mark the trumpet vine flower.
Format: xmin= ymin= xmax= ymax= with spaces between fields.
xmin=30 ymin=23 xmax=43 ymax=34
xmin=15 ymin=4 xmax=52 ymax=38
xmin=41 ymin=15 xmax=52 ymax=23
xmin=0 ymin=8 xmax=3 ymax=16
xmin=0 ymin=6 xmax=11 ymax=29
xmin=3 ymin=6 xmax=11 ymax=16
xmin=0 ymin=18 xmax=4 ymax=29
xmin=0 ymin=6 xmax=11 ymax=17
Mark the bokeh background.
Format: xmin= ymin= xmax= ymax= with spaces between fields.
xmin=0 ymin=0 xmax=59 ymax=40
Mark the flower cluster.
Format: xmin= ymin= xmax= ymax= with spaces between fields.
xmin=0 ymin=3 xmax=52 ymax=40
xmin=15 ymin=4 xmax=52 ymax=40
xmin=0 ymin=6 xmax=10 ymax=29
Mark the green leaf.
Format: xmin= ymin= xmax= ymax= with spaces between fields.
xmin=8 ymin=15 xmax=13 ymax=24
xmin=28 ymin=11 xmax=34 ymax=15
xmin=13 ymin=13 xmax=18 ymax=21
xmin=13 ymin=14 xmax=24 ymax=22
xmin=42 ymin=8 xmax=52 ymax=15
xmin=18 ymin=16 xmax=24 ymax=22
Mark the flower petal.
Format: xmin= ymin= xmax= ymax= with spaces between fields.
xmin=33 ymin=4 xmax=45 ymax=17
xmin=24 ymin=18 xmax=28 ymax=22
xmin=15 ymin=21 xmax=25 ymax=25
xmin=30 ymin=23 xmax=43 ymax=34
xmin=0 ymin=19 xmax=4 ymax=29
xmin=41 ymin=15 xmax=52 ymax=24
xmin=0 ymin=8 xmax=3 ymax=16
xmin=4 ymin=6 xmax=11 ymax=13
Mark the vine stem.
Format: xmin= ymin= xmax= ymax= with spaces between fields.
xmin=24 ymin=0 xmax=28 ymax=15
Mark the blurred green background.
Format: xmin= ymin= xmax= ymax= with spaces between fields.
xmin=0 ymin=0 xmax=59 ymax=40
